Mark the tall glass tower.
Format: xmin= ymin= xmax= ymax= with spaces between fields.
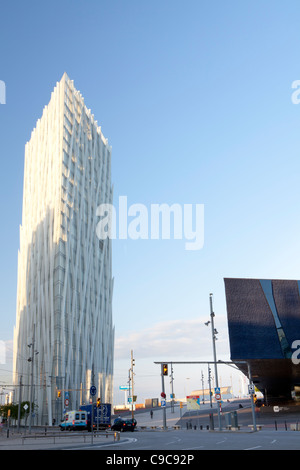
xmin=13 ymin=73 xmax=114 ymax=425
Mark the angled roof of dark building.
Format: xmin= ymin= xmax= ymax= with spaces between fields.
xmin=224 ymin=278 xmax=300 ymax=402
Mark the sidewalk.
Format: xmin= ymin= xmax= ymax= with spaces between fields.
xmin=0 ymin=428 xmax=119 ymax=450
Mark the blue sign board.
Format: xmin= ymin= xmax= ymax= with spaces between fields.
xmin=90 ymin=385 xmax=97 ymax=396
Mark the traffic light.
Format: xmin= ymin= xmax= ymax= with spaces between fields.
xmin=162 ymin=364 xmax=168 ymax=376
xmin=57 ymin=390 xmax=61 ymax=398
xmin=97 ymin=397 xmax=101 ymax=407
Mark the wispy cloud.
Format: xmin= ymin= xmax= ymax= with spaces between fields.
xmin=115 ymin=316 xmax=230 ymax=361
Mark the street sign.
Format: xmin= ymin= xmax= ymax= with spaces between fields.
xmin=65 ymin=391 xmax=69 ymax=400
xmin=119 ymin=385 xmax=130 ymax=390
xmin=161 ymin=399 xmax=166 ymax=407
xmin=64 ymin=398 xmax=69 ymax=407
xmin=90 ymin=385 xmax=97 ymax=396
xmin=248 ymin=384 xmax=255 ymax=395
xmin=214 ymin=387 xmax=221 ymax=401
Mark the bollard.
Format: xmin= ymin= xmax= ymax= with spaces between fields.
xmin=275 ymin=420 xmax=277 ymax=431
xmin=6 ymin=429 xmax=9 ymax=438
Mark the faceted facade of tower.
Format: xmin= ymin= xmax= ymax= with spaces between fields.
xmin=13 ymin=73 xmax=114 ymax=425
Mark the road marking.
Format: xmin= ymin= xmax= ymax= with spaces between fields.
xmin=165 ymin=437 xmax=182 ymax=446
xmin=71 ymin=437 xmax=138 ymax=450
xmin=183 ymin=446 xmax=204 ymax=450
xmin=244 ymin=445 xmax=262 ymax=450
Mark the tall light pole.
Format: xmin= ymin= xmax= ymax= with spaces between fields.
xmin=130 ymin=350 xmax=135 ymax=420
xmin=208 ymin=293 xmax=222 ymax=430
xmin=247 ymin=362 xmax=257 ymax=432
xmin=28 ymin=324 xmax=38 ymax=434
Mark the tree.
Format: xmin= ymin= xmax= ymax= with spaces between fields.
xmin=0 ymin=401 xmax=33 ymax=423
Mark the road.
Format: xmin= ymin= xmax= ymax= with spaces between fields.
xmin=2 ymin=426 xmax=299 ymax=451
xmin=64 ymin=428 xmax=300 ymax=451
xmin=1 ymin=400 xmax=300 ymax=451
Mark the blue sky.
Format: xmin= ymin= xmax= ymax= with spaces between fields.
xmin=1 ymin=0 xmax=300 ymax=403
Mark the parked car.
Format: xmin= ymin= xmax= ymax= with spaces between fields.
xmin=111 ymin=418 xmax=137 ymax=432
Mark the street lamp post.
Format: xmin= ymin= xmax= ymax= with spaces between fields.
xmin=208 ymin=293 xmax=222 ymax=430
xmin=28 ymin=324 xmax=37 ymax=434
xmin=247 ymin=362 xmax=257 ymax=432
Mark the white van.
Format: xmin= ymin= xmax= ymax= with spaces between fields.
xmin=59 ymin=410 xmax=88 ymax=431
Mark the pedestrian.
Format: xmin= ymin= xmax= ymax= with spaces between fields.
xmin=150 ymin=410 xmax=153 ymax=419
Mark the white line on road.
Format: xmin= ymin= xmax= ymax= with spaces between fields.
xmin=244 ymin=445 xmax=262 ymax=450
xmin=183 ymin=446 xmax=205 ymax=450
xmin=73 ymin=437 xmax=138 ymax=450
xmin=165 ymin=437 xmax=182 ymax=446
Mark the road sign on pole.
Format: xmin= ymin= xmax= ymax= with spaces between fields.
xmin=119 ymin=385 xmax=130 ymax=391
xmin=90 ymin=385 xmax=97 ymax=396
xmin=214 ymin=387 xmax=221 ymax=401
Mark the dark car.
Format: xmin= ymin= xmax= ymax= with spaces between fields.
xmin=111 ymin=418 xmax=137 ymax=432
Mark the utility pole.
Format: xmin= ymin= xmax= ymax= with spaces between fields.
xmin=209 ymin=293 xmax=222 ymax=431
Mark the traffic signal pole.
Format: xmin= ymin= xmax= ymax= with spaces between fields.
xmin=161 ymin=363 xmax=167 ymax=429
xmin=155 ymin=360 xmax=258 ymax=432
